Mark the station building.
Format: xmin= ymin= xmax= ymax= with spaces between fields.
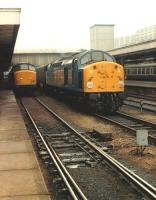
xmin=90 ymin=24 xmax=114 ymax=51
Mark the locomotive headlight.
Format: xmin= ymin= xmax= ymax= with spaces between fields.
xmin=119 ymin=80 xmax=124 ymax=87
xmin=87 ymin=81 xmax=93 ymax=89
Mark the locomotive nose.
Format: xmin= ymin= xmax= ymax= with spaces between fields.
xmin=83 ymin=61 xmax=124 ymax=93
xmin=99 ymin=62 xmax=123 ymax=91
xmin=97 ymin=65 xmax=105 ymax=74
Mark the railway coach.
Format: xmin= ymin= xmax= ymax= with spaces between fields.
xmin=125 ymin=63 xmax=156 ymax=81
xmin=37 ymin=50 xmax=125 ymax=113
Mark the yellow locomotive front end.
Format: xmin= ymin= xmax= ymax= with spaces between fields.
xmin=15 ymin=70 xmax=36 ymax=86
xmin=83 ymin=61 xmax=124 ymax=93
xmin=83 ymin=61 xmax=125 ymax=113
xmin=13 ymin=63 xmax=37 ymax=95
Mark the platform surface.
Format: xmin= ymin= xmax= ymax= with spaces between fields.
xmin=125 ymin=80 xmax=156 ymax=88
xmin=0 ymin=90 xmax=51 ymax=199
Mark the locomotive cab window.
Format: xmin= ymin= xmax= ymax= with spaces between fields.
xmin=29 ymin=65 xmax=36 ymax=71
xmin=13 ymin=63 xmax=36 ymax=72
xmin=91 ymin=51 xmax=104 ymax=61
xmin=47 ymin=64 xmax=52 ymax=71
xmin=80 ymin=51 xmax=115 ymax=65
xmin=104 ymin=53 xmax=115 ymax=62
xmin=13 ymin=64 xmax=29 ymax=71
xmin=91 ymin=51 xmax=115 ymax=62
xmin=80 ymin=53 xmax=91 ymax=65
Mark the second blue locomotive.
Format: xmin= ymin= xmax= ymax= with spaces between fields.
xmin=37 ymin=50 xmax=125 ymax=113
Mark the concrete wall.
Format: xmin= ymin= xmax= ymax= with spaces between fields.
xmin=90 ymin=24 xmax=114 ymax=51
xmin=12 ymin=52 xmax=74 ymax=66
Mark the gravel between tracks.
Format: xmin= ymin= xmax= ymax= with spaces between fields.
xmin=38 ymin=95 xmax=156 ymax=186
xmin=21 ymin=97 xmax=143 ymax=200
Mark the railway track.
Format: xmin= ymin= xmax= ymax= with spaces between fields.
xmin=127 ymin=93 xmax=156 ymax=102
xmin=95 ymin=111 xmax=156 ymax=145
xmin=124 ymin=98 xmax=156 ymax=113
xmin=20 ymin=97 xmax=156 ymax=200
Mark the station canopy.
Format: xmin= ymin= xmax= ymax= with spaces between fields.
xmin=0 ymin=8 xmax=21 ymax=72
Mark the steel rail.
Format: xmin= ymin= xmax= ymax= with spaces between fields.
xmin=124 ymin=98 xmax=156 ymax=112
xmin=117 ymin=111 xmax=156 ymax=143
xmin=95 ymin=113 xmax=136 ymax=132
xmin=36 ymin=97 xmax=156 ymax=200
xmin=127 ymin=94 xmax=156 ymax=102
xmin=117 ymin=111 xmax=156 ymax=128
xmin=95 ymin=112 xmax=156 ymax=144
xmin=21 ymin=100 xmax=88 ymax=200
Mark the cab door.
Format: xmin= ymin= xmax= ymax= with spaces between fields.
xmin=72 ymin=59 xmax=78 ymax=88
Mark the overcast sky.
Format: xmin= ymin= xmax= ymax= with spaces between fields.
xmin=0 ymin=0 xmax=156 ymax=50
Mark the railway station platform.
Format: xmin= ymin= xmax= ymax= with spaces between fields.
xmin=125 ymin=80 xmax=156 ymax=88
xmin=0 ymin=90 xmax=51 ymax=200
